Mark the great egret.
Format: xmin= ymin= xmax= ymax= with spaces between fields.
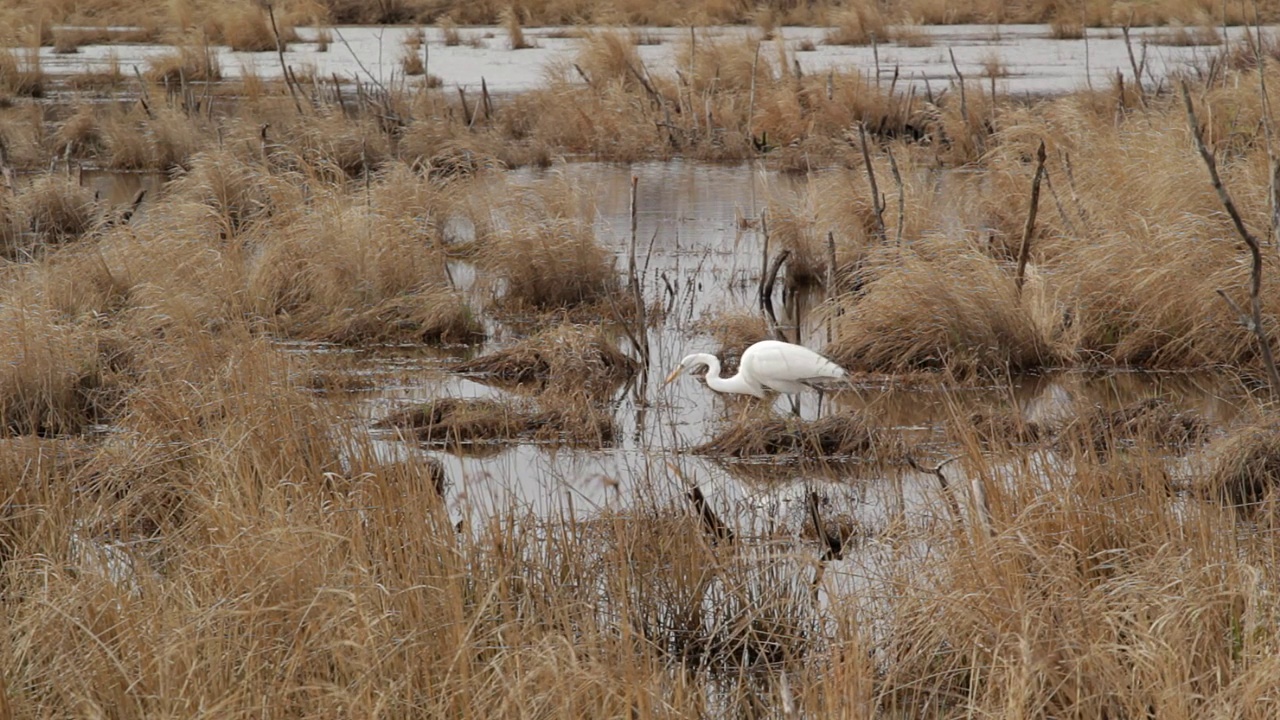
xmin=663 ymin=340 xmax=847 ymax=398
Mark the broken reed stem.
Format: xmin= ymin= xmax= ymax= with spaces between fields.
xmin=746 ymin=39 xmax=760 ymax=141
xmin=807 ymin=491 xmax=843 ymax=561
xmin=858 ymin=123 xmax=887 ymax=242
xmin=687 ymin=486 xmax=734 ymax=544
xmin=948 ymin=47 xmax=967 ymax=121
xmin=1121 ymin=23 xmax=1148 ymax=110
xmin=886 ymin=145 xmax=905 ymax=245
xmin=266 ymin=3 xmax=303 ymax=114
xmin=1181 ymin=80 xmax=1280 ymax=394
xmin=1015 ymin=140 xmax=1048 ymax=295
xmin=625 ymin=176 xmax=649 ymax=369
xmin=762 ymin=249 xmax=791 ymax=338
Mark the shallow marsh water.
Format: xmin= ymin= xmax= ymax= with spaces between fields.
xmin=270 ymin=161 xmax=1249 ymax=549
xmin=42 ymin=23 xmax=1259 ymax=96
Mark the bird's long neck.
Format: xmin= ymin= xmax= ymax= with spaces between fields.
xmin=703 ymin=356 xmax=761 ymax=396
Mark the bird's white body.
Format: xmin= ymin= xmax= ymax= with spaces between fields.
xmin=665 ymin=340 xmax=847 ymax=398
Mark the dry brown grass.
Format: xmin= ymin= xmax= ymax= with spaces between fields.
xmin=400 ymin=28 xmax=426 ymax=75
xmin=0 ymin=47 xmax=43 ymax=97
xmin=378 ymin=393 xmax=617 ymax=447
xmin=144 ymin=41 xmax=222 ymax=83
xmin=1202 ymin=422 xmax=1280 ymax=516
xmin=825 ymin=4 xmax=887 ymax=46
xmin=13 ymin=176 xmax=97 ymax=245
xmin=692 ymin=410 xmax=880 ymax=460
xmin=451 ymin=324 xmax=636 ymax=394
xmin=825 ymin=238 xmax=1065 ymax=377
xmin=502 ymin=6 xmax=532 ymax=50
xmin=476 ymin=175 xmax=622 ymax=314
xmin=206 ymin=2 xmax=297 ymax=52
xmin=1056 ymin=397 xmax=1212 ymax=459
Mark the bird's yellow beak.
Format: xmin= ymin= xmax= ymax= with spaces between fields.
xmin=663 ymin=366 xmax=684 ymax=386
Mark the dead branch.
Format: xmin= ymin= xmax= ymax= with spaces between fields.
xmin=1181 ymin=80 xmax=1280 ymax=394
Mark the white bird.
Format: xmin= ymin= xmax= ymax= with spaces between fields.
xmin=663 ymin=340 xmax=847 ymax=398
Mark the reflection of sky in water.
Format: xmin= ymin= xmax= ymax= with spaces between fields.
xmin=271 ymin=162 xmax=1253 ymax=550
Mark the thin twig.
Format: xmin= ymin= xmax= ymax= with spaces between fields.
xmin=906 ymin=455 xmax=964 ymax=526
xmin=266 ymin=3 xmax=303 ymax=114
xmin=858 ymin=123 xmax=887 ymax=242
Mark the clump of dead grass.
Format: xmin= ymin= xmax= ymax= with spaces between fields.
xmin=502 ymin=6 xmax=532 ymax=50
xmin=0 ymin=314 xmax=130 ymax=436
xmin=247 ymin=171 xmax=480 ymax=346
xmin=692 ymin=411 xmax=880 ymax=460
xmin=13 ymin=175 xmax=97 ymax=245
xmin=825 ymin=5 xmax=887 ymax=46
xmin=401 ymin=27 xmax=426 ymax=75
xmin=206 ymin=2 xmax=297 ymax=52
xmin=0 ymin=47 xmax=43 ymax=97
xmin=451 ymin=325 xmax=636 ymax=394
xmin=169 ymin=145 xmax=300 ymax=236
xmin=145 ymin=42 xmax=222 ymax=83
xmin=377 ymin=392 xmax=617 ymax=448
xmin=960 ymin=406 xmax=1047 ymax=449
xmin=826 ymin=238 xmax=1064 ymax=378
xmin=1201 ymin=423 xmax=1280 ymax=515
xmin=1056 ymin=397 xmax=1212 ymax=460
xmin=478 ymin=176 xmax=622 ymax=313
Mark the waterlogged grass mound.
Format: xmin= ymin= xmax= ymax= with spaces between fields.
xmin=692 ymin=411 xmax=880 ymax=460
xmin=1057 ymin=397 xmax=1212 ymax=459
xmin=1202 ymin=424 xmax=1280 ymax=515
xmin=377 ymin=394 xmax=617 ymax=449
xmin=451 ymin=325 xmax=636 ymax=393
xmin=960 ymin=407 xmax=1049 ymax=449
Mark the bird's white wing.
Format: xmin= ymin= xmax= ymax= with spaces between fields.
xmin=741 ymin=341 xmax=846 ymax=388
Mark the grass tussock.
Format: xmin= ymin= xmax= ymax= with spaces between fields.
xmin=825 ymin=5 xmax=887 ymax=46
xmin=692 ymin=410 xmax=879 ymax=460
xmin=378 ymin=393 xmax=617 ymax=448
xmin=0 ymin=47 xmax=43 ymax=97
xmin=206 ymin=2 xmax=297 ymax=52
xmin=451 ymin=325 xmax=637 ymax=394
xmin=826 ymin=239 xmax=1064 ymax=377
xmin=477 ymin=176 xmax=622 ymax=314
xmin=962 ymin=406 xmax=1048 ymax=448
xmin=1056 ymin=397 xmax=1212 ymax=459
xmin=13 ymin=175 xmax=97 ymax=246
xmin=145 ymin=42 xmax=221 ymax=83
xmin=1202 ymin=423 xmax=1280 ymax=516
xmin=246 ymin=167 xmax=481 ymax=345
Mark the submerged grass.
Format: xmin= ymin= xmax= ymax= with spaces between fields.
xmin=451 ymin=324 xmax=637 ymax=393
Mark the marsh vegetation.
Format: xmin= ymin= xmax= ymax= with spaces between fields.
xmin=4 ymin=6 xmax=1280 ymax=717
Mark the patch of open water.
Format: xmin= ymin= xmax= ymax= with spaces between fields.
xmin=270 ymin=161 xmax=1248 ymax=549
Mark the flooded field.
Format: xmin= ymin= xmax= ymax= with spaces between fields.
xmin=6 ymin=12 xmax=1280 ymax=716
xmin=40 ymin=24 xmax=1257 ymax=95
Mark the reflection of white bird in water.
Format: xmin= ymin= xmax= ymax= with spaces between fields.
xmin=663 ymin=340 xmax=847 ymax=398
